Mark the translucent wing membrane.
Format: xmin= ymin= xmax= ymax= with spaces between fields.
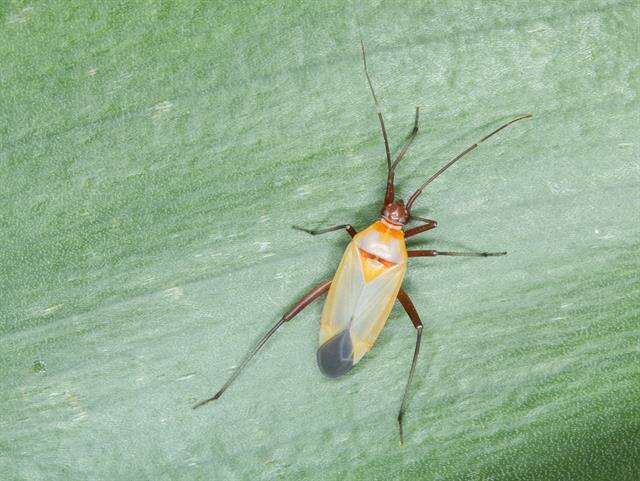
xmin=318 ymin=223 xmax=407 ymax=376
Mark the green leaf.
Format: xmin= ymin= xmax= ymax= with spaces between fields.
xmin=1 ymin=1 xmax=638 ymax=480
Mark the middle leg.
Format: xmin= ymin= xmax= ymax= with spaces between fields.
xmin=404 ymin=218 xmax=438 ymax=239
xmin=408 ymin=249 xmax=506 ymax=257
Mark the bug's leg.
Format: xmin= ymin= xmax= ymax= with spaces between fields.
xmin=193 ymin=279 xmax=331 ymax=409
xmin=404 ymin=218 xmax=438 ymax=239
xmin=408 ymin=249 xmax=506 ymax=258
xmin=293 ymin=224 xmax=357 ymax=238
xmin=396 ymin=288 xmax=423 ymax=446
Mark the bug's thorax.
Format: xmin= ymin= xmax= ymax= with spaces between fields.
xmin=354 ymin=221 xmax=407 ymax=283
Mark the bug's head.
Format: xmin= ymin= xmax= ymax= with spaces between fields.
xmin=381 ymin=199 xmax=409 ymax=227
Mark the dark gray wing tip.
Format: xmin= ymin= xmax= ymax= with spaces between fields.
xmin=317 ymin=329 xmax=354 ymax=378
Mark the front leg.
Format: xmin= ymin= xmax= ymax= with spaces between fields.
xmin=404 ymin=217 xmax=438 ymax=239
xmin=293 ymin=224 xmax=357 ymax=238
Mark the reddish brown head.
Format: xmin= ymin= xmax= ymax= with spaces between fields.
xmin=381 ymin=199 xmax=409 ymax=227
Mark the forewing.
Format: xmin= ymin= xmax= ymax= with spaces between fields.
xmin=318 ymin=241 xmax=406 ymax=376
xmin=319 ymin=241 xmax=363 ymax=345
xmin=349 ymin=263 xmax=405 ymax=363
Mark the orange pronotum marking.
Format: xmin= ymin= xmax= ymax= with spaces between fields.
xmin=358 ymin=248 xmax=395 ymax=283
xmin=373 ymin=221 xmax=404 ymax=239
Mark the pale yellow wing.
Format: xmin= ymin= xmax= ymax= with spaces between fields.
xmin=349 ymin=261 xmax=406 ymax=362
xmin=318 ymin=238 xmax=406 ymax=377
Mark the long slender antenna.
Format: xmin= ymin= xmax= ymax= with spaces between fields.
xmin=360 ymin=39 xmax=392 ymax=172
xmin=391 ymin=106 xmax=420 ymax=173
xmin=406 ymin=114 xmax=532 ymax=212
xmin=384 ymin=107 xmax=420 ymax=205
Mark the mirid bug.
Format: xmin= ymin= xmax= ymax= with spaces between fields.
xmin=194 ymin=41 xmax=531 ymax=444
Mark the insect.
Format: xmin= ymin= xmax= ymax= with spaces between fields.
xmin=194 ymin=40 xmax=531 ymax=444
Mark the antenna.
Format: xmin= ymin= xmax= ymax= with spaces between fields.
xmin=406 ymin=114 xmax=532 ymax=212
